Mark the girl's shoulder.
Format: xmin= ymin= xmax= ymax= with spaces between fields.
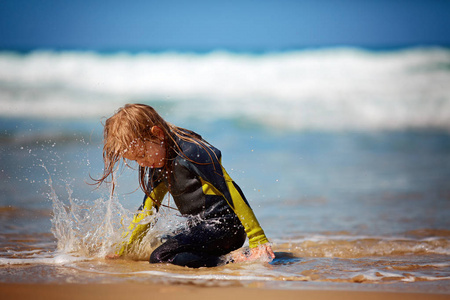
xmin=174 ymin=135 xmax=222 ymax=165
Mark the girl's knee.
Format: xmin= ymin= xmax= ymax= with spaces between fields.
xmin=149 ymin=239 xmax=179 ymax=264
xmin=149 ymin=250 xmax=164 ymax=263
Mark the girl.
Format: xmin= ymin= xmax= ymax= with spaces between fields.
xmin=96 ymin=103 xmax=274 ymax=268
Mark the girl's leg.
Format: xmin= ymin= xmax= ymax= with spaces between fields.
xmin=150 ymin=217 xmax=246 ymax=268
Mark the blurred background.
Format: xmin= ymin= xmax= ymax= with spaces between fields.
xmin=0 ymin=0 xmax=449 ymax=239
xmin=1 ymin=1 xmax=450 ymax=287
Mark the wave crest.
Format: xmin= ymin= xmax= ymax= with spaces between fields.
xmin=1 ymin=47 xmax=450 ymax=131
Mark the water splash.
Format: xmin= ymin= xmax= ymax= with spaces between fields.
xmin=43 ymin=165 xmax=171 ymax=260
xmin=46 ymin=166 xmax=117 ymax=257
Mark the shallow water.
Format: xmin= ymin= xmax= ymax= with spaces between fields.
xmin=1 ymin=128 xmax=449 ymax=292
xmin=1 ymin=48 xmax=450 ymax=292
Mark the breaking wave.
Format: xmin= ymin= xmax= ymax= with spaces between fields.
xmin=1 ymin=47 xmax=450 ymax=131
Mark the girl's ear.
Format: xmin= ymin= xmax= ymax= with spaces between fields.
xmin=151 ymin=126 xmax=165 ymax=141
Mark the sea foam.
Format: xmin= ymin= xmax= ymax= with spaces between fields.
xmin=1 ymin=47 xmax=450 ymax=131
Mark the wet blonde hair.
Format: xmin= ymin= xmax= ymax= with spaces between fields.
xmin=94 ymin=103 xmax=202 ymax=203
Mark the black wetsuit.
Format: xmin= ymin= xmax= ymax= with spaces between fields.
xmin=119 ymin=135 xmax=269 ymax=268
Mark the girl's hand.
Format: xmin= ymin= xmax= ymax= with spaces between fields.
xmin=105 ymin=253 xmax=121 ymax=260
xmin=250 ymin=243 xmax=276 ymax=261
xmin=231 ymin=243 xmax=275 ymax=263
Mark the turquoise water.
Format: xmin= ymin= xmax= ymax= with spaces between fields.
xmin=0 ymin=48 xmax=449 ymax=292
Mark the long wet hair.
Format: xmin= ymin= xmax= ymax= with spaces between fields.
xmin=93 ymin=103 xmax=204 ymax=206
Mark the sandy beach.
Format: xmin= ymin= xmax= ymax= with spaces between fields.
xmin=1 ymin=48 xmax=449 ymax=299
xmin=1 ymin=283 xmax=449 ymax=300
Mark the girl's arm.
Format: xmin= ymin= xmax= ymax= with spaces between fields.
xmin=219 ymin=165 xmax=270 ymax=248
xmin=197 ymin=158 xmax=272 ymax=250
xmin=115 ymin=182 xmax=168 ymax=256
xmin=206 ymin=165 xmax=275 ymax=261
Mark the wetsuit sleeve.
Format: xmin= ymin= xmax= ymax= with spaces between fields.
xmin=191 ymin=148 xmax=269 ymax=248
xmin=217 ymin=165 xmax=270 ymax=248
xmin=117 ymin=180 xmax=168 ymax=256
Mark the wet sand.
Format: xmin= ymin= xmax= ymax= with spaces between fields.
xmin=1 ymin=283 xmax=448 ymax=300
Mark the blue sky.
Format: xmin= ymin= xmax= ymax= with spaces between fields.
xmin=1 ymin=0 xmax=449 ymax=51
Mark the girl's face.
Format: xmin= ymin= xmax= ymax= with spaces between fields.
xmin=124 ymin=139 xmax=166 ymax=168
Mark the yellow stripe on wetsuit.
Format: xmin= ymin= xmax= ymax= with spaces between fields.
xmin=117 ymin=182 xmax=168 ymax=256
xmin=200 ymin=167 xmax=269 ymax=248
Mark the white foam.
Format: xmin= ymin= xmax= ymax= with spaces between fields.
xmin=0 ymin=252 xmax=89 ymax=265
xmin=415 ymin=275 xmax=450 ymax=281
xmin=134 ymin=271 xmax=273 ymax=282
xmin=1 ymin=47 xmax=450 ymax=131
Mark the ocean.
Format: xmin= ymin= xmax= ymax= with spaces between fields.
xmin=0 ymin=47 xmax=449 ymax=292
